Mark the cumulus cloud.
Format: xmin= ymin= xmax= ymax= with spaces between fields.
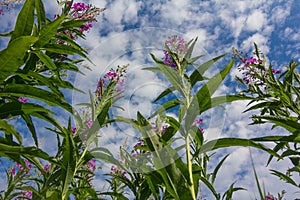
xmin=245 ymin=10 xmax=267 ymax=32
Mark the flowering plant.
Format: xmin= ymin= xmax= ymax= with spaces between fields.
xmin=0 ymin=1 xmax=299 ymax=200
xmin=234 ymin=44 xmax=300 ymax=191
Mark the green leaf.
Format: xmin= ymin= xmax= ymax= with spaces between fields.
xmin=16 ymin=71 xmax=63 ymax=96
xmin=34 ymin=0 xmax=46 ymax=30
xmin=0 ymin=102 xmax=54 ymax=119
xmin=33 ymin=51 xmax=57 ymax=70
xmin=0 ymin=143 xmax=53 ymax=161
xmin=199 ymin=176 xmax=220 ymax=199
xmin=60 ymin=19 xmax=89 ymax=30
xmin=149 ymin=99 xmax=180 ymax=119
xmin=211 ymin=154 xmax=229 ymax=185
xmin=199 ymin=138 xmax=280 ymax=158
xmin=21 ymin=114 xmax=38 ymax=146
xmin=145 ymin=175 xmax=160 ymax=200
xmin=270 ymin=169 xmax=299 ymax=188
xmin=186 ymin=58 xmax=235 ymax=129
xmin=10 ymin=0 xmax=35 ymax=41
xmin=251 ymin=135 xmax=300 ymax=143
xmin=152 ymin=86 xmax=175 ymax=103
xmin=99 ymin=192 xmax=129 ymax=200
xmin=34 ymin=15 xmax=65 ymax=47
xmin=0 ymin=36 xmax=38 ymax=82
xmin=0 ymin=120 xmax=22 ymax=144
xmin=61 ymin=123 xmax=76 ymax=199
xmin=222 ymin=182 xmax=245 ymax=200
xmin=156 ymin=167 xmax=180 ymax=200
xmin=184 ymin=37 xmax=198 ymax=60
xmin=196 ymin=58 xmax=235 ymax=108
xmin=42 ymin=44 xmax=87 ymax=58
xmin=90 ymin=151 xmax=120 ymax=166
xmin=202 ymin=95 xmax=254 ymax=113
xmin=0 ymin=31 xmax=13 ymax=37
xmin=150 ymin=53 xmax=186 ymax=97
xmin=0 ymin=84 xmax=72 ymax=113
xmin=253 ymin=115 xmax=300 ymax=134
xmin=250 ymin=151 xmax=265 ymax=199
xmin=189 ymin=54 xmax=226 ymax=86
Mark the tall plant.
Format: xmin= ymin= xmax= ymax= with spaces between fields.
xmin=233 ymin=44 xmax=300 ymax=190
xmin=0 ymin=0 xmax=103 ymax=167
xmin=108 ymin=36 xmax=280 ymax=200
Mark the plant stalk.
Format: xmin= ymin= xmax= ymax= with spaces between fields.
xmin=186 ymin=134 xmax=196 ymax=200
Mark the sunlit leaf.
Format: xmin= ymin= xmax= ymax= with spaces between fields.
xmin=10 ymin=0 xmax=35 ymax=41
xmin=0 ymin=36 xmax=38 ymax=82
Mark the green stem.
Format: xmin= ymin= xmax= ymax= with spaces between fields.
xmin=186 ymin=134 xmax=196 ymax=200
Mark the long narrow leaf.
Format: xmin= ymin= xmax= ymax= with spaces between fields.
xmin=34 ymin=15 xmax=65 ymax=47
xmin=10 ymin=0 xmax=35 ymax=41
xmin=199 ymin=138 xmax=280 ymax=158
xmin=0 ymin=84 xmax=72 ymax=113
xmin=0 ymin=36 xmax=38 ymax=82
xmin=189 ymin=54 xmax=226 ymax=86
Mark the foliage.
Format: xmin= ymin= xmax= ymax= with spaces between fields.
xmin=0 ymin=1 xmax=299 ymax=200
xmin=233 ymin=44 xmax=300 ymax=190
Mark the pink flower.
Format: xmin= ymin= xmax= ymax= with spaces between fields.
xmin=163 ymin=36 xmax=188 ymax=69
xmin=71 ymin=126 xmax=76 ymax=135
xmin=193 ymin=118 xmax=203 ymax=125
xmin=104 ymin=71 xmax=117 ymax=78
xmin=134 ymin=141 xmax=143 ymax=147
xmin=199 ymin=127 xmax=204 ymax=134
xmin=266 ymin=194 xmax=278 ymax=200
xmin=19 ymin=190 xmax=32 ymax=198
xmin=118 ymin=79 xmax=125 ymax=86
xmin=87 ymin=158 xmax=96 ymax=171
xmin=11 ymin=167 xmax=16 ymax=175
xmin=18 ymin=97 xmax=28 ymax=103
xmin=43 ymin=163 xmax=51 ymax=171
xmin=85 ymin=119 xmax=93 ymax=128
xmin=111 ymin=165 xmax=115 ymax=171
xmin=271 ymin=68 xmax=281 ymax=74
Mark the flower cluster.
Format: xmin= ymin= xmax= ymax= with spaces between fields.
xmin=86 ymin=158 xmax=96 ymax=172
xmin=193 ymin=117 xmax=204 ymax=134
xmin=237 ymin=56 xmax=262 ymax=85
xmin=10 ymin=160 xmax=33 ymax=199
xmin=131 ymin=140 xmax=150 ymax=157
xmin=18 ymin=96 xmax=28 ymax=103
xmin=43 ymin=163 xmax=51 ymax=171
xmin=236 ymin=53 xmax=281 ymax=85
xmin=96 ymin=65 xmax=127 ymax=100
xmin=70 ymin=2 xmax=97 ymax=33
xmin=163 ymin=35 xmax=188 ymax=69
xmin=56 ymin=2 xmax=102 ymax=38
xmin=11 ymin=159 xmax=32 ymax=175
xmin=151 ymin=123 xmax=168 ymax=137
xmin=110 ymin=165 xmax=126 ymax=177
xmin=266 ymin=194 xmax=278 ymax=200
xmin=15 ymin=190 xmax=32 ymax=200
xmin=85 ymin=119 xmax=93 ymax=128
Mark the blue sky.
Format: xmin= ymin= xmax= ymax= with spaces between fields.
xmin=1 ymin=0 xmax=300 ymax=199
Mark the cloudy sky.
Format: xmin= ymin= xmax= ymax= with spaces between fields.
xmin=1 ymin=0 xmax=300 ymax=199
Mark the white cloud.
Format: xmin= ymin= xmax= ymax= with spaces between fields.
xmin=270 ymin=3 xmax=293 ymax=25
xmin=241 ymin=33 xmax=269 ymax=53
xmin=102 ymin=0 xmax=141 ymax=25
xmin=160 ymin=0 xmax=190 ymax=25
xmin=245 ymin=10 xmax=267 ymax=32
